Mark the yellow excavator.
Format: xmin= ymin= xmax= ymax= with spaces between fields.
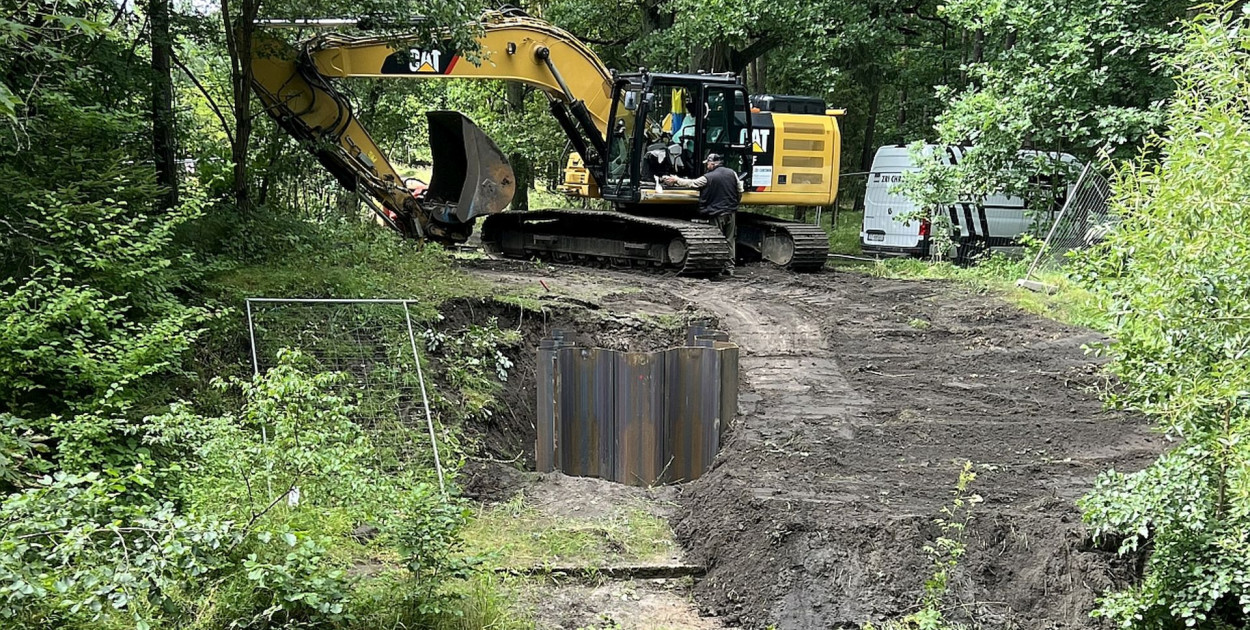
xmin=251 ymin=8 xmax=843 ymax=274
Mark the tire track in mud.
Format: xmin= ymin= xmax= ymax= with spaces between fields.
xmin=669 ymin=277 xmax=874 ymax=507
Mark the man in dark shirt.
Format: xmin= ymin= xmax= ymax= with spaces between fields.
xmin=662 ymin=153 xmax=743 ymax=274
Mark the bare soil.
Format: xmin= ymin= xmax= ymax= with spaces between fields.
xmin=463 ymin=261 xmax=1161 ymax=629
xmin=522 ymin=578 xmax=723 ymax=630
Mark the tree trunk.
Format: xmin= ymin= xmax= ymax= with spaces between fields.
xmin=506 ymin=82 xmax=532 ymax=212
xmin=959 ymin=30 xmax=969 ymax=86
xmin=256 ymin=132 xmax=283 ymax=208
xmin=942 ymin=24 xmax=950 ymax=86
xmin=222 ymin=0 xmax=259 ymax=215
xmin=860 ymin=82 xmax=881 ymax=172
xmin=896 ymin=85 xmax=907 ymax=143
xmin=692 ymin=43 xmax=732 ymax=74
xmin=150 ymin=0 xmax=178 ymax=210
xmin=642 ymin=0 xmax=674 ymax=35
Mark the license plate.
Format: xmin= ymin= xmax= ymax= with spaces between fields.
xmin=867 ymin=233 xmax=885 ymax=242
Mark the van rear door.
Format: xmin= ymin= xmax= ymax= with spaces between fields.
xmin=862 ymin=146 xmax=924 ymax=254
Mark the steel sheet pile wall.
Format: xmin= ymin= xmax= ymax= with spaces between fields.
xmin=536 ymin=328 xmax=738 ymax=486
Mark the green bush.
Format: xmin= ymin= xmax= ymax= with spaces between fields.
xmin=0 ymin=175 xmax=213 ymax=489
xmin=1079 ymin=8 xmax=1250 ymax=628
xmin=0 ymin=353 xmax=495 ymax=629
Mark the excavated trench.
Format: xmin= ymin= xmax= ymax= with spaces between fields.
xmin=430 ymin=293 xmax=702 ymax=501
xmin=454 ymin=261 xmax=1162 ymax=629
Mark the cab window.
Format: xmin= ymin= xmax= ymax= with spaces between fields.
xmin=702 ymin=88 xmax=749 ymax=172
xmin=606 ymin=87 xmax=642 ymax=186
xmin=638 ymin=85 xmax=697 ymax=179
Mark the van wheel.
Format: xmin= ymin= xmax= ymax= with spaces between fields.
xmin=955 ymin=238 xmax=989 ymax=267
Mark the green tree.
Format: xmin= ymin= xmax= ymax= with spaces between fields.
xmin=1079 ymin=8 xmax=1250 ymax=628
xmin=933 ymin=0 xmax=1185 ymax=191
xmin=896 ymin=0 xmax=1190 ymax=257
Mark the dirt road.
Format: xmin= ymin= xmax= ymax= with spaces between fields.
xmin=468 ymin=261 xmax=1160 ymax=629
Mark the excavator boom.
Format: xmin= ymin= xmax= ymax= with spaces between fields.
xmin=252 ymin=24 xmax=531 ymax=242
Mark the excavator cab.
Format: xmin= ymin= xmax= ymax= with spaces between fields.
xmin=600 ymin=72 xmax=753 ymax=206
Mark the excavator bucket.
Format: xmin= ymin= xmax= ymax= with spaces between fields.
xmin=425 ymin=111 xmax=516 ymax=222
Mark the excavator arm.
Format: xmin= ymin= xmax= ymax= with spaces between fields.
xmin=250 ymin=10 xmax=615 ymax=244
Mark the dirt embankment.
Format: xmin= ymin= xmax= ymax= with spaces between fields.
xmin=456 ymin=261 xmax=1160 ymax=629
xmin=668 ymin=268 xmax=1158 ymax=629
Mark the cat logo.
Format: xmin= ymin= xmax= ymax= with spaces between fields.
xmin=743 ymin=128 xmax=771 ymax=153
xmin=380 ymin=47 xmax=460 ymax=75
xmin=408 ymin=49 xmax=444 ymax=73
xmin=752 ymin=128 xmax=771 ymax=153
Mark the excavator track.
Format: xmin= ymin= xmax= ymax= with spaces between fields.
xmin=736 ymin=212 xmax=830 ymax=272
xmin=481 ymin=210 xmax=731 ymax=276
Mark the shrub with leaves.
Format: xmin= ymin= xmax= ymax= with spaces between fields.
xmin=1079 ymin=8 xmax=1250 ymax=628
xmin=0 ymin=174 xmax=214 ymax=483
xmin=0 ymin=353 xmax=486 ymax=629
xmin=392 ymin=484 xmax=480 ymax=618
xmin=422 ymin=317 xmax=520 ymax=425
xmin=234 ymin=534 xmax=354 ymax=628
xmin=0 ymin=469 xmax=236 ymax=629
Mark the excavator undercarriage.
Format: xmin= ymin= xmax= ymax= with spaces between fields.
xmin=479 ymin=209 xmax=827 ymax=274
xmin=481 ymin=210 xmax=730 ymax=275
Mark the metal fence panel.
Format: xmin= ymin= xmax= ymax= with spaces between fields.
xmin=1023 ymin=163 xmax=1115 ymax=281
xmin=244 ymin=298 xmax=447 ymax=493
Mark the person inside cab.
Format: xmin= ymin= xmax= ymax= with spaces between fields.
xmin=608 ymin=118 xmax=631 ymax=180
xmin=643 ymin=131 xmax=679 ymax=179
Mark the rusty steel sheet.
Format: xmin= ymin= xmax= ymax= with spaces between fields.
xmin=716 ymin=342 xmax=739 ymax=440
xmin=686 ymin=322 xmax=709 ymax=346
xmin=535 ymin=338 xmax=558 ymax=473
xmin=664 ymin=346 xmax=722 ymax=483
xmin=557 ymin=347 xmax=616 ymax=480
xmin=536 ymin=327 xmax=738 ymax=486
xmin=613 ymin=351 xmax=667 ymax=486
xmin=535 ymin=332 xmax=574 ymax=473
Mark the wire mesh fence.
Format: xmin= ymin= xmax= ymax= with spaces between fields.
xmin=1023 ymin=163 xmax=1116 ymax=278
xmin=245 ymin=298 xmax=445 ymax=490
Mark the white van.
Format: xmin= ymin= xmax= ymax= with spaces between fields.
xmin=861 ymin=145 xmax=1077 ymax=259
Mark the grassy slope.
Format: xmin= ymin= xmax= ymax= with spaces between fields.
xmin=750 ymin=201 xmax=1107 ymax=331
xmin=464 ymin=495 xmax=675 ymax=570
xmin=203 ymin=223 xmax=538 ymax=629
xmin=208 ymin=226 xmax=490 ymax=315
xmin=205 ymin=219 xmax=689 ymax=628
